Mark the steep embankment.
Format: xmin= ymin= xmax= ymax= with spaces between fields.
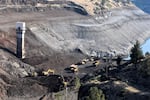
xmin=0 ymin=1 xmax=150 ymax=57
xmin=0 ymin=49 xmax=36 ymax=99
xmin=29 ymin=6 xmax=150 ymax=56
xmin=0 ymin=0 xmax=150 ymax=99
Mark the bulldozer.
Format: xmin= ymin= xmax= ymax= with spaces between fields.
xmin=69 ymin=64 xmax=78 ymax=73
xmin=42 ymin=68 xmax=55 ymax=76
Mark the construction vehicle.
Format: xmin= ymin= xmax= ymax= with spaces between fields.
xmin=93 ymin=60 xmax=100 ymax=67
xmin=31 ymin=72 xmax=38 ymax=77
xmin=81 ymin=58 xmax=89 ymax=64
xmin=90 ymin=57 xmax=95 ymax=61
xmin=42 ymin=68 xmax=55 ymax=76
xmin=90 ymin=56 xmax=99 ymax=61
xmin=69 ymin=64 xmax=78 ymax=73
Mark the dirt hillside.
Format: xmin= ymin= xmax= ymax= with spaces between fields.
xmin=0 ymin=0 xmax=150 ymax=100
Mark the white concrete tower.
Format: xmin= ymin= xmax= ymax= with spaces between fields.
xmin=16 ymin=22 xmax=26 ymax=59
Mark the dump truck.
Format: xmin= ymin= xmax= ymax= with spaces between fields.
xmin=81 ymin=58 xmax=89 ymax=64
xmin=42 ymin=68 xmax=55 ymax=76
xmin=69 ymin=64 xmax=78 ymax=73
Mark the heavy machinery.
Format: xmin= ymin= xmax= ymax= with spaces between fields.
xmin=90 ymin=56 xmax=99 ymax=61
xmin=81 ymin=58 xmax=89 ymax=64
xmin=69 ymin=64 xmax=78 ymax=73
xmin=93 ymin=60 xmax=100 ymax=67
xmin=42 ymin=68 xmax=55 ymax=76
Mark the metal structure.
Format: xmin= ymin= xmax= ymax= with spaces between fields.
xmin=16 ymin=22 xmax=26 ymax=59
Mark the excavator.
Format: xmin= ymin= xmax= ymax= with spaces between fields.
xmin=42 ymin=68 xmax=55 ymax=76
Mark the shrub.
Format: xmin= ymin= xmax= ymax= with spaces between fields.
xmin=145 ymin=52 xmax=150 ymax=57
xmin=139 ymin=58 xmax=150 ymax=77
xmin=80 ymin=86 xmax=105 ymax=100
xmin=116 ymin=55 xmax=122 ymax=66
xmin=73 ymin=76 xmax=81 ymax=89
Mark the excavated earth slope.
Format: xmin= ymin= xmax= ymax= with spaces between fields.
xmin=29 ymin=6 xmax=150 ymax=56
xmin=0 ymin=1 xmax=150 ymax=99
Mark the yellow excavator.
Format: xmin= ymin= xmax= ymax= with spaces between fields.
xmin=42 ymin=68 xmax=55 ymax=76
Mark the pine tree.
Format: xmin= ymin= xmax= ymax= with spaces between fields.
xmin=116 ymin=55 xmax=122 ymax=66
xmin=73 ymin=76 xmax=81 ymax=89
xmin=130 ymin=40 xmax=143 ymax=68
xmin=139 ymin=58 xmax=150 ymax=77
xmin=145 ymin=52 xmax=150 ymax=57
xmin=80 ymin=87 xmax=105 ymax=100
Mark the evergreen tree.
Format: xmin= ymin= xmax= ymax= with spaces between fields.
xmin=139 ymin=58 xmax=150 ymax=77
xmin=130 ymin=40 xmax=143 ymax=67
xmin=145 ymin=52 xmax=150 ymax=57
xmin=89 ymin=87 xmax=100 ymax=100
xmin=73 ymin=76 xmax=81 ymax=89
xmin=116 ymin=55 xmax=122 ymax=66
xmin=80 ymin=87 xmax=105 ymax=100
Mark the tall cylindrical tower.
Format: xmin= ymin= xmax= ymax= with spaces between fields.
xmin=16 ymin=22 xmax=26 ymax=59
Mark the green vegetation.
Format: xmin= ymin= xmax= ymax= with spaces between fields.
xmin=145 ymin=52 xmax=150 ymax=57
xmin=116 ymin=55 xmax=122 ymax=66
xmin=139 ymin=58 xmax=150 ymax=77
xmin=101 ymin=0 xmax=107 ymax=5
xmin=130 ymin=40 xmax=143 ymax=68
xmin=73 ymin=76 xmax=81 ymax=89
xmin=80 ymin=87 xmax=105 ymax=100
